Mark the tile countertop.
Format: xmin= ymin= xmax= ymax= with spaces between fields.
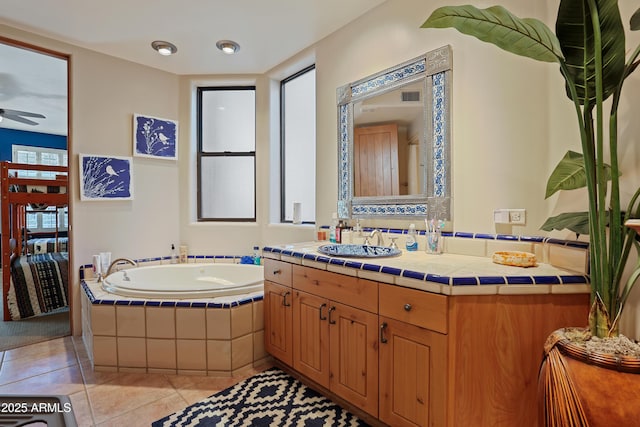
xmin=262 ymin=242 xmax=591 ymax=297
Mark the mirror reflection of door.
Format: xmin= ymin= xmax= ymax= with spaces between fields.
xmin=352 ymin=80 xmax=424 ymax=198
xmin=354 ymin=124 xmax=400 ymax=197
xmin=0 ymin=37 xmax=70 ymax=349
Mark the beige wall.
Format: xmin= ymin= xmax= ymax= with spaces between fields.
xmin=0 ymin=24 xmax=181 ymax=333
xmin=2 ymin=0 xmax=640 ymax=336
xmin=316 ymin=0 xmax=553 ymax=233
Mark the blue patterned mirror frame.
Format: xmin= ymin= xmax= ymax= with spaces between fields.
xmin=337 ymin=45 xmax=452 ymax=220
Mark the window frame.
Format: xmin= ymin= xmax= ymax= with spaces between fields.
xmin=196 ymin=85 xmax=257 ymax=222
xmin=12 ymin=145 xmax=68 ymax=177
xmin=279 ymin=64 xmax=316 ymax=224
xmin=12 ymin=145 xmax=68 ymax=232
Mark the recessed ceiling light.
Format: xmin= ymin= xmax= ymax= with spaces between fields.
xmin=151 ymin=40 xmax=178 ymax=56
xmin=216 ymin=40 xmax=240 ymax=54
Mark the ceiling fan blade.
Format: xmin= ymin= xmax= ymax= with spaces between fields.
xmin=1 ymin=108 xmax=45 ymax=118
xmin=1 ymin=113 xmax=40 ymax=125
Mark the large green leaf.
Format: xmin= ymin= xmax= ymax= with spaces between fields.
xmin=556 ymin=0 xmax=626 ymax=104
xmin=629 ymin=7 xmax=640 ymax=30
xmin=545 ymin=150 xmax=613 ymax=198
xmin=546 ymin=150 xmax=587 ymax=198
xmin=541 ymin=212 xmax=590 ymax=235
xmin=421 ymin=5 xmax=563 ymax=63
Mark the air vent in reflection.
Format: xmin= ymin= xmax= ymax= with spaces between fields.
xmin=401 ymin=91 xmax=420 ymax=102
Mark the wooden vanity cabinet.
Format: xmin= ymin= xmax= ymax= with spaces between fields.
xmin=264 ymin=260 xmax=589 ymax=427
xmin=263 ymin=259 xmax=293 ymax=366
xmin=292 ymin=290 xmax=329 ymax=386
xmin=292 ymin=265 xmax=379 ymax=417
xmin=379 ymin=283 xmax=448 ymax=427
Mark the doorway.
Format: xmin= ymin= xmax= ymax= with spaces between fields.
xmin=0 ymin=37 xmax=71 ymax=351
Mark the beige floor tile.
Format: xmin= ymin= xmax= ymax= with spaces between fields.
xmin=166 ymin=374 xmax=238 ymax=405
xmin=77 ymin=357 xmax=121 ymax=388
xmin=0 ymin=335 xmax=274 ymax=427
xmin=3 ymin=336 xmax=75 ymax=362
xmin=68 ymin=390 xmax=95 ymax=427
xmin=0 ymin=364 xmax=85 ymax=396
xmin=97 ymin=393 xmax=188 ymax=427
xmin=86 ymin=373 xmax=177 ymax=424
xmin=0 ymin=347 xmax=78 ymax=385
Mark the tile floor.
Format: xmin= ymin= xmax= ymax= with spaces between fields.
xmin=0 ymin=336 xmax=271 ymax=426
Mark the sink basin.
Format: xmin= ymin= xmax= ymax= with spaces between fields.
xmin=317 ymin=244 xmax=401 ymax=258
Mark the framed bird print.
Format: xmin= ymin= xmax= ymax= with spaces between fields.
xmin=79 ymin=154 xmax=134 ymax=201
xmin=133 ymin=113 xmax=178 ymax=160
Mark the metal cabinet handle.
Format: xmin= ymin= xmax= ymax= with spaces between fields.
xmin=404 ymin=303 xmax=412 ymax=312
xmin=282 ymin=291 xmax=291 ymax=307
xmin=328 ymin=306 xmax=336 ymax=324
xmin=380 ymin=322 xmax=388 ymax=344
xmin=273 ymin=269 xmax=282 ymax=275
xmin=319 ymin=303 xmax=327 ymax=320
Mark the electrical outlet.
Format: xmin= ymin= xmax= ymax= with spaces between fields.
xmin=509 ymin=209 xmax=526 ymax=225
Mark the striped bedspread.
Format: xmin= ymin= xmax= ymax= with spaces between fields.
xmin=27 ymin=237 xmax=68 ymax=254
xmin=7 ymin=252 xmax=69 ymax=320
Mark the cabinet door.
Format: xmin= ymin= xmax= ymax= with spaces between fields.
xmin=293 ymin=290 xmax=330 ymax=388
xmin=264 ymin=281 xmax=293 ymax=366
xmin=329 ymin=301 xmax=379 ymax=417
xmin=379 ymin=317 xmax=447 ymax=427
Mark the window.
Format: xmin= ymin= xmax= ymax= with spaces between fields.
xmin=12 ymin=145 xmax=68 ymax=179
xmin=12 ymin=145 xmax=68 ymax=231
xmin=281 ymin=65 xmax=316 ymax=223
xmin=197 ymin=86 xmax=256 ymax=221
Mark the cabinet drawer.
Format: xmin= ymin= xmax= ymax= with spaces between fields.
xmin=379 ymin=283 xmax=448 ymax=334
xmin=264 ymin=259 xmax=292 ymax=287
xmin=292 ymin=265 xmax=378 ymax=313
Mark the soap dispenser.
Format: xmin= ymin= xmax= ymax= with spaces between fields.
xmin=329 ymin=212 xmax=339 ymax=243
xmin=170 ymin=244 xmax=178 ymax=264
xmin=406 ymin=224 xmax=418 ymax=251
xmin=253 ymin=246 xmax=262 ymax=265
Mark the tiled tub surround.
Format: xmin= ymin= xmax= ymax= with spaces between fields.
xmin=81 ymin=256 xmax=268 ymax=375
xmin=270 ymin=228 xmax=590 ymax=296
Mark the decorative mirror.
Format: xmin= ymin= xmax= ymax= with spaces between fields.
xmin=337 ymin=45 xmax=452 ymax=220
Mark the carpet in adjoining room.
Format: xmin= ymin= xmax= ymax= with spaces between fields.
xmin=153 ymin=367 xmax=370 ymax=427
xmin=0 ymin=296 xmax=69 ymax=352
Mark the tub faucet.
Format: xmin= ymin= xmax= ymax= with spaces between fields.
xmin=104 ymin=258 xmax=138 ymax=279
xmin=364 ymin=229 xmax=385 ymax=246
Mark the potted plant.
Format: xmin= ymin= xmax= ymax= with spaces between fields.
xmin=422 ymin=2 xmax=640 ymax=425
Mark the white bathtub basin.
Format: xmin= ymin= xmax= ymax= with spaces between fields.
xmin=102 ymin=263 xmax=264 ymax=299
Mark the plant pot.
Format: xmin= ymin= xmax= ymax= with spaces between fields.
xmin=538 ymin=328 xmax=640 ymax=427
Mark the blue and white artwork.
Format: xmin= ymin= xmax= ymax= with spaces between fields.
xmin=133 ymin=114 xmax=178 ymax=160
xmin=80 ymin=154 xmax=133 ymax=201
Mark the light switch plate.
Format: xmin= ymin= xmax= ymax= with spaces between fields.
xmin=494 ymin=209 xmax=526 ymax=225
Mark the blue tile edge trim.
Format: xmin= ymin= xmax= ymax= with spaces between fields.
xmin=307 ymin=227 xmax=587 ymax=249
xmin=82 ymin=279 xmax=265 ymax=308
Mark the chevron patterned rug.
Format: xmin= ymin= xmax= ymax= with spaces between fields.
xmin=152 ymin=367 xmax=369 ymax=427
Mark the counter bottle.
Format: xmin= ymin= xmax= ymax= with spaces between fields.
xmin=406 ymin=224 xmax=418 ymax=251
xmin=329 ymin=213 xmax=338 ymax=243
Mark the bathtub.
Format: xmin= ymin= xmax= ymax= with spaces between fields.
xmin=101 ymin=263 xmax=264 ymax=299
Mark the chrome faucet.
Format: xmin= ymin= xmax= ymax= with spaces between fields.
xmin=364 ymin=229 xmax=385 ymax=246
xmin=103 ymin=258 xmax=138 ymax=279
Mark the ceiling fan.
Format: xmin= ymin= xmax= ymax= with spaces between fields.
xmin=0 ymin=108 xmax=45 ymax=126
